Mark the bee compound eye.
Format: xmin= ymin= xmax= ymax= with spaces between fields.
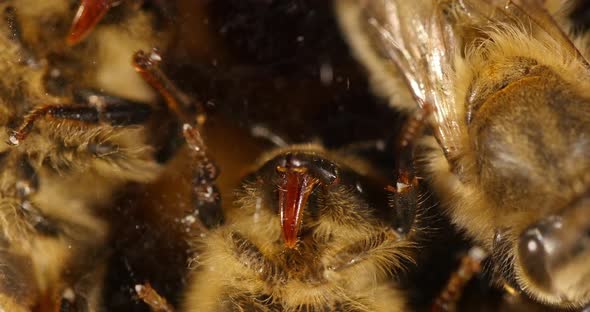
xmin=309 ymin=158 xmax=339 ymax=185
xmin=517 ymin=216 xmax=563 ymax=292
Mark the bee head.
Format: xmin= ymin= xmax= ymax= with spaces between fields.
xmin=248 ymin=146 xmax=398 ymax=251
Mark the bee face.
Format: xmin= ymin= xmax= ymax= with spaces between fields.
xmin=184 ymin=145 xmax=414 ymax=312
xmin=336 ymin=0 xmax=590 ymax=307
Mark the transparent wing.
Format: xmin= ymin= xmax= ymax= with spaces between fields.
xmin=336 ymin=0 xmax=463 ymax=157
xmin=336 ymin=0 xmax=587 ymax=159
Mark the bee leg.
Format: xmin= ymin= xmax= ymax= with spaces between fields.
xmin=324 ymin=229 xmax=402 ymax=273
xmin=132 ymin=49 xmax=198 ymax=123
xmin=229 ymin=231 xmax=285 ymax=284
xmin=182 ymin=123 xmax=223 ymax=229
xmin=74 ymin=88 xmax=154 ymax=126
xmin=133 ymin=48 xmax=223 ymax=229
xmin=7 ymin=94 xmax=153 ymax=146
xmin=135 ymin=283 xmax=175 ymax=312
xmin=431 ymin=247 xmax=487 ymax=312
xmin=388 ymin=104 xmax=432 ymax=235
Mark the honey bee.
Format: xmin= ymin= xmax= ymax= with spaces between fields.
xmin=0 ymin=0 xmax=169 ymax=310
xmin=129 ymin=45 xmax=427 ymax=311
xmin=336 ymin=0 xmax=590 ymax=308
xmin=182 ymin=143 xmax=420 ymax=312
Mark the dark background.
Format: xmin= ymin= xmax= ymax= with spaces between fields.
xmin=102 ymin=1 xmax=590 ymax=311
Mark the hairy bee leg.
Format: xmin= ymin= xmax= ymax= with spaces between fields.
xmin=431 ymin=247 xmax=487 ymax=312
xmin=133 ymin=49 xmax=196 ymax=122
xmin=388 ymin=104 xmax=432 ymax=235
xmin=229 ymin=231 xmax=285 ymax=284
xmin=7 ymin=98 xmax=152 ymax=146
xmin=325 ymin=230 xmax=401 ymax=272
xmin=183 ymin=124 xmax=223 ymax=229
xmin=135 ymin=283 xmax=175 ymax=312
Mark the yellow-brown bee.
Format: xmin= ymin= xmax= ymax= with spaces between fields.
xmin=0 ymin=0 xmax=169 ymax=310
xmin=182 ymin=143 xmax=419 ymax=312
xmin=130 ymin=44 xmax=426 ymax=311
xmin=336 ymin=0 xmax=590 ymax=308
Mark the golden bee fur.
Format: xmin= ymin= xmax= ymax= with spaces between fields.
xmin=184 ymin=144 xmax=415 ymax=312
xmin=336 ymin=0 xmax=590 ymax=308
xmin=0 ymin=0 xmax=168 ymax=310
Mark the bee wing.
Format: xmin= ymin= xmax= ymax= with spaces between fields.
xmin=336 ymin=0 xmax=463 ymax=156
xmin=336 ymin=0 xmax=588 ymax=158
